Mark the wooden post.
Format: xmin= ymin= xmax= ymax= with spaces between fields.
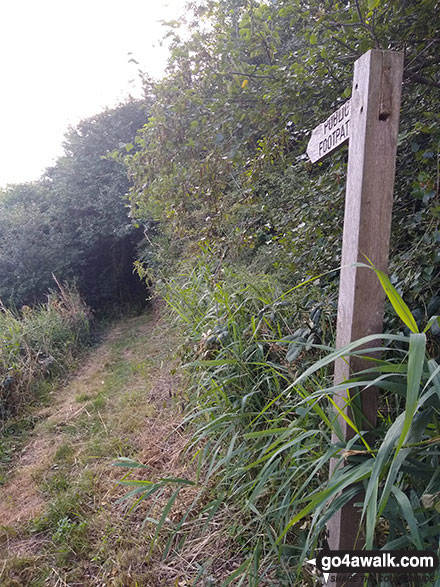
xmin=326 ymin=48 xmax=404 ymax=569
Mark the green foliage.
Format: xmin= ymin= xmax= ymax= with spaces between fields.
xmin=93 ymin=2 xmax=440 ymax=584
xmin=52 ymin=515 xmax=88 ymax=547
xmin=124 ymin=0 xmax=439 ymax=307
xmin=0 ymin=99 xmax=149 ymax=310
xmin=114 ymin=3 xmax=440 ymax=580
xmin=0 ymin=284 xmax=91 ymax=420
xmin=118 ymin=256 xmax=440 ymax=584
xmin=0 ymin=182 xmax=68 ymax=306
xmin=117 ymin=253 xmax=335 ymax=583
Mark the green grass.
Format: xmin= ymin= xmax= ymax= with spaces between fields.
xmin=116 ymin=256 xmax=332 ymax=585
xmin=0 ymin=308 xmax=182 ymax=586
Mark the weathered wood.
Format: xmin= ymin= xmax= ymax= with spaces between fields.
xmin=306 ymin=99 xmax=351 ymax=163
xmin=326 ymin=49 xmax=404 ymax=575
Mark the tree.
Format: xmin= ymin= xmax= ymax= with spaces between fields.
xmin=0 ymin=183 xmax=66 ymax=306
xmin=125 ymin=0 xmax=439 ymax=316
xmin=0 ymin=99 xmax=150 ymax=310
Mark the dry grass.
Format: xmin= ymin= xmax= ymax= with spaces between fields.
xmin=0 ymin=302 xmax=188 ymax=585
xmin=0 ymin=300 xmax=279 ymax=586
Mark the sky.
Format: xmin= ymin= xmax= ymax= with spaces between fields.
xmin=0 ymin=0 xmax=188 ymax=188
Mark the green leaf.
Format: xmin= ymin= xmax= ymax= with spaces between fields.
xmin=391 ymin=486 xmax=424 ymax=549
xmin=365 ymin=482 xmax=378 ymax=548
xmin=423 ymin=315 xmax=440 ymax=333
xmin=149 ymin=488 xmax=181 ymax=556
xmin=112 ymin=457 xmax=149 ymax=468
xmin=363 ymin=412 xmax=405 ymax=520
xmin=119 ymin=479 xmax=154 ymax=486
xmin=220 ymin=558 xmax=251 ymax=586
xmin=278 ymin=460 xmax=373 ymax=542
xmin=327 ymin=394 xmax=372 ymax=452
xmin=396 ymin=333 xmax=426 ymax=452
xmin=158 ymin=477 xmax=195 ymax=485
xmin=359 ymin=259 xmax=419 ymax=333
xmin=243 ymin=427 xmax=289 ymax=439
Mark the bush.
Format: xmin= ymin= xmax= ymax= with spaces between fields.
xmin=0 ymin=283 xmax=91 ymax=421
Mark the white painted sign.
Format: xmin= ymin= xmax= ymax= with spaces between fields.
xmin=306 ymin=99 xmax=351 ymax=163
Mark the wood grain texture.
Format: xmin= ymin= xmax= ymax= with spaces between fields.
xmin=327 ymin=50 xmax=404 ymax=563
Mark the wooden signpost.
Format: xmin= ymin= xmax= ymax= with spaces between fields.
xmin=306 ymin=50 xmax=404 ymax=584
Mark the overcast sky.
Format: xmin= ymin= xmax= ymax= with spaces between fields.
xmin=0 ymin=0 xmax=187 ymax=188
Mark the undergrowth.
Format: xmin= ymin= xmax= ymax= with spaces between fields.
xmin=0 ymin=283 xmax=91 ymax=423
xmin=119 ymin=252 xmax=335 ymax=585
xmin=118 ymin=251 xmax=440 ymax=586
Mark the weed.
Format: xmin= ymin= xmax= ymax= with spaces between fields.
xmin=52 ymin=515 xmax=87 ymax=543
xmin=42 ymin=471 xmax=70 ymax=495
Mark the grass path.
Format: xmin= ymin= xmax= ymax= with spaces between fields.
xmin=0 ymin=302 xmax=190 ymax=586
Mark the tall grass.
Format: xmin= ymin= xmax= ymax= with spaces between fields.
xmin=0 ymin=284 xmax=91 ymax=422
xmin=119 ymin=253 xmax=440 ymax=585
xmin=118 ymin=253 xmax=335 ymax=584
